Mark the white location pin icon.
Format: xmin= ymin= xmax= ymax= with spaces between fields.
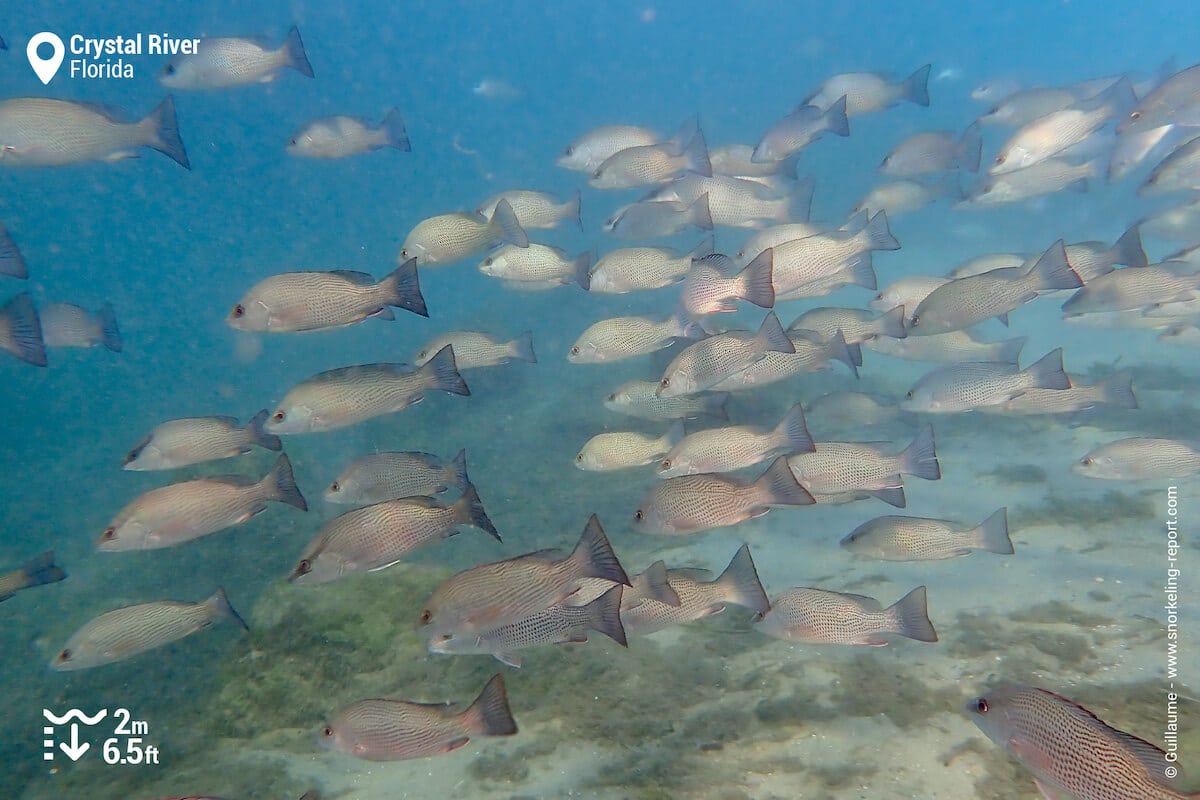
xmin=27 ymin=32 xmax=65 ymax=85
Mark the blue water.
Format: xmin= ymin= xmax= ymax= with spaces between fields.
xmin=1 ymin=2 xmax=1197 ymax=798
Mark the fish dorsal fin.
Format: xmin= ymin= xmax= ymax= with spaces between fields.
xmin=328 ymin=269 xmax=377 ymax=284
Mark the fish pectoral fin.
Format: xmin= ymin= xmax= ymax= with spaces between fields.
xmin=366 ymin=559 xmax=403 ymax=573
xmin=0 ymin=593 xmax=12 ymax=602
xmin=103 ymin=150 xmax=141 ymax=163
xmin=493 ymin=652 xmax=522 ymax=668
xmin=746 ymin=506 xmax=770 ymax=519
xmin=235 ymin=506 xmax=268 ymax=524
xmin=369 ymin=307 xmax=396 ymax=321
xmin=443 ymin=737 xmax=471 ymax=753
xmin=1031 ymin=778 xmax=1071 ymax=800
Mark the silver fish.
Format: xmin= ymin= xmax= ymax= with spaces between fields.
xmin=287 ymin=109 xmax=409 ymax=159
xmin=418 ymin=515 xmax=629 ymax=637
xmin=840 ymin=509 xmax=1012 ymax=561
xmin=604 ymin=379 xmax=728 ymax=421
xmin=569 ymin=313 xmax=699 ymax=364
xmin=50 ymin=588 xmax=247 ymax=671
xmin=319 ymin=674 xmax=516 ymax=760
xmin=991 ymin=369 xmax=1137 ymax=415
xmin=575 ymin=424 xmax=683 ymax=472
xmin=98 ymin=454 xmax=307 ymax=551
xmin=736 ymin=223 xmax=828 ymax=264
xmin=803 ymin=65 xmax=931 ymax=116
xmin=427 ymin=585 xmax=627 ymax=667
xmin=978 ymin=86 xmax=1079 ymax=127
xmin=588 ymin=236 xmax=713 ymax=294
xmin=865 ymin=330 xmax=1025 ymax=364
xmin=1141 ymin=133 xmax=1200 ymax=194
xmin=0 ymin=220 xmax=27 ymax=278
xmin=228 ymin=260 xmax=427 ymax=332
xmin=656 ymin=402 xmax=813 ymax=478
xmin=266 ymin=345 xmax=469 ymax=434
xmin=325 ymin=450 xmax=470 ymax=505
xmin=39 ymin=302 xmax=121 ymax=351
xmin=1062 ymin=264 xmax=1200 ymax=316
xmin=400 ymin=199 xmax=528 ymax=266
xmin=967 ymin=685 xmax=1199 ymax=800
xmin=869 ymin=275 xmax=949 ymax=315
xmin=964 ymin=158 xmax=1098 ymax=205
xmin=123 ymin=411 xmax=282 ymax=471
xmin=557 ymin=125 xmax=662 ymax=173
xmin=880 ymin=123 xmax=982 ymax=175
xmin=478 ymin=244 xmax=589 ymax=290
xmin=1109 ymin=122 xmax=1178 ymax=182
xmin=1074 ymin=437 xmax=1200 ymax=480
xmin=476 ymin=190 xmax=581 ymax=230
xmin=621 ymin=545 xmax=770 ymax=636
xmin=787 ymin=425 xmax=940 ymax=495
xmin=647 ymin=173 xmax=812 ymax=228
xmin=0 ymin=551 xmax=65 ymax=603
xmin=752 ymin=97 xmax=850 ymax=162
xmin=1119 ymin=62 xmax=1200 ymax=134
xmin=0 ymin=96 xmax=188 ymax=169
xmin=290 ymin=485 xmax=500 ymax=584
xmin=657 ymin=311 xmax=794 ymax=398
xmin=590 ymin=129 xmax=711 ymax=189
xmin=991 ymin=103 xmax=1114 ymax=175
xmin=1063 ymin=225 xmax=1147 ymax=283
xmin=806 ymin=391 xmax=903 ymax=428
xmin=414 ymin=331 xmax=535 ymax=369
xmin=768 ymin=210 xmax=898 ymax=297
xmin=604 ymin=194 xmax=713 ymax=239
xmin=709 ymin=329 xmax=860 ymax=390
xmin=710 ymin=144 xmax=800 ymax=177
xmin=633 ymin=457 xmax=814 ymax=535
xmin=788 ymin=305 xmax=907 ymax=344
xmin=900 ymin=348 xmax=1070 ymax=413
xmin=680 ymin=249 xmax=775 ymax=315
xmin=947 ymin=253 xmax=1029 ymax=280
xmin=755 ymin=585 xmax=938 ymax=645
xmin=160 ymin=26 xmax=313 ymax=89
xmin=853 ymin=178 xmax=961 ymax=218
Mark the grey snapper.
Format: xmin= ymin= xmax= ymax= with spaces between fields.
xmin=755 ymin=585 xmax=937 ymax=645
xmin=160 ymin=26 xmax=313 ymax=89
xmin=123 ymin=411 xmax=282 ymax=471
xmin=287 ymin=109 xmax=410 ymax=159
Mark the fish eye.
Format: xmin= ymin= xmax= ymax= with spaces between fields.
xmin=1081 ymin=457 xmax=1093 ymax=466
xmin=974 ymin=698 xmax=989 ymax=713
xmin=570 ymin=346 xmax=580 ymax=356
xmin=634 ymin=510 xmax=644 ymax=522
xmin=606 ymin=393 xmax=617 ymax=402
xmin=417 ymin=350 xmax=427 ymax=359
xmin=1130 ymin=111 xmax=1142 ymax=120
xmin=591 ymin=168 xmax=603 ymax=179
xmin=231 ymin=304 xmax=245 ymax=318
xmin=163 ymin=64 xmax=175 ymax=76
xmin=401 ymin=248 xmax=410 ymax=258
xmin=101 ymin=527 xmax=116 ymax=540
xmin=419 ymin=609 xmax=432 ymax=624
xmin=661 ymin=459 xmax=672 ymax=469
xmin=296 ymin=559 xmax=312 ymax=575
xmin=905 ymin=390 xmax=914 ymax=399
xmin=660 ymin=377 xmax=670 ymax=388
xmin=272 ymin=411 xmax=286 ymax=423
xmin=59 ymin=648 xmax=72 ymax=661
xmin=909 ymin=315 xmax=920 ymax=327
xmin=564 ymin=146 xmax=574 ymax=156
xmin=482 ymin=256 xmax=493 ymax=266
xmin=575 ymin=453 xmax=583 ymax=462
xmin=321 ymin=725 xmax=334 ymax=737
xmin=994 ymin=154 xmax=1006 ymax=164
xmin=329 ymin=481 xmax=340 ymax=493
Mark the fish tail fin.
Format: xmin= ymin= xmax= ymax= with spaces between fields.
xmin=572 ymin=514 xmax=630 ymax=586
xmin=281 ymin=26 xmax=315 ymax=78
xmin=689 ymin=234 xmax=716 ymax=259
xmin=1111 ymin=223 xmax=1147 ymax=268
xmin=824 ymin=95 xmax=851 ymax=136
xmin=263 ymin=453 xmax=308 ymax=511
xmin=715 ymin=544 xmax=770 ymax=614
xmin=1029 ymin=240 xmax=1082 ymax=290
xmin=381 ymin=257 xmax=428 ymax=317
xmin=738 ymin=247 xmax=776 ymax=309
xmin=868 ymin=482 xmax=907 ymax=508
xmin=247 ymin=409 xmax=283 ymax=451
xmin=637 ymin=561 xmax=682 ymax=606
xmin=19 ymin=551 xmax=67 ymax=591
xmin=973 ymin=508 xmax=1014 ymax=555
xmin=584 ymin=585 xmax=628 ymax=647
xmin=454 ymin=483 xmax=501 ymax=541
xmin=508 ymin=331 xmax=537 ymax=363
xmin=208 ymin=587 xmax=250 ymax=631
xmin=755 ymin=311 xmax=795 ymax=354
xmin=876 ymin=305 xmax=908 ymax=339
xmin=0 ymin=292 xmax=47 ymax=367
xmin=862 ymin=210 xmax=901 ymax=251
xmin=0 ymin=223 xmax=27 ymax=279
xmin=380 ymin=107 xmax=411 ymax=152
xmin=489 ymin=199 xmax=529 ymax=248
xmin=840 ymin=252 xmax=878 ymax=290
xmin=887 ymin=585 xmax=938 ymax=642
xmin=755 ymin=457 xmax=815 ymax=508
xmin=567 ymin=188 xmax=583 ymax=230
xmin=996 ymin=336 xmax=1026 ymax=365
xmin=447 ymin=448 xmax=471 ymax=490
xmin=957 ymin=122 xmax=982 ymax=173
xmin=140 ymin=95 xmax=190 ymax=170
xmin=660 ymin=420 xmax=686 ymax=452
xmin=902 ymin=64 xmax=932 ymax=107
xmin=460 ymin=674 xmax=518 ymax=736
xmin=572 ymin=251 xmax=592 ymax=290
xmin=666 ymin=114 xmax=700 ymax=154
xmin=682 ymin=128 xmax=712 ymax=177
xmin=786 ymin=177 xmax=816 ymax=222
xmin=1098 ymin=368 xmax=1138 ymax=409
xmin=827 ymin=329 xmax=860 ymax=378
xmin=1024 ymin=347 xmax=1070 ymax=390
xmin=97 ymin=302 xmax=123 ymax=352
xmin=772 ymin=402 xmax=814 ymax=454
xmin=688 ymin=192 xmax=714 ymax=231
xmin=900 ymin=424 xmax=941 ymax=481
xmin=422 ymin=345 xmax=471 ymax=396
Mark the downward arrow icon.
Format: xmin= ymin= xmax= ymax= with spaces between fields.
xmin=59 ymin=723 xmax=89 ymax=761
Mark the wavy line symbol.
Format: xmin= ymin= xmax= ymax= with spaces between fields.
xmin=43 ymin=708 xmax=108 ymax=725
